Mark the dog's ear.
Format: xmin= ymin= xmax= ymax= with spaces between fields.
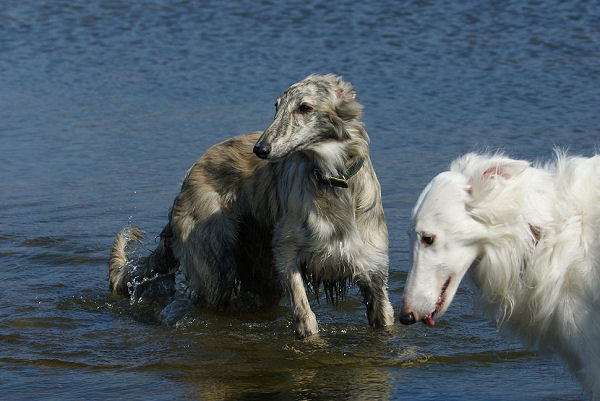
xmin=453 ymin=153 xmax=529 ymax=197
xmin=481 ymin=159 xmax=529 ymax=180
xmin=332 ymin=79 xmax=361 ymax=122
xmin=335 ymin=86 xmax=356 ymax=101
xmin=464 ymin=157 xmax=529 ymax=196
xmin=332 ymin=76 xmax=357 ymax=102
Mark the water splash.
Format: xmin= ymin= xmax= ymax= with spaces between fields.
xmin=159 ymin=297 xmax=196 ymax=327
xmin=127 ymin=267 xmax=177 ymax=305
xmin=116 ymin=221 xmax=178 ymax=305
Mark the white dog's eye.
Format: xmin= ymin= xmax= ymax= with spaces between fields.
xmin=420 ymin=233 xmax=436 ymax=247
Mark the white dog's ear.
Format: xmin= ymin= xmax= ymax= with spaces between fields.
xmin=481 ymin=159 xmax=529 ymax=180
xmin=466 ymin=158 xmax=528 ymax=196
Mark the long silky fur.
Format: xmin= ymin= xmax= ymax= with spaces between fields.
xmin=449 ymin=151 xmax=600 ymax=396
xmin=108 ymin=74 xmax=394 ymax=337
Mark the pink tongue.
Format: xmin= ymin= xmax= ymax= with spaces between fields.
xmin=423 ymin=315 xmax=435 ymax=327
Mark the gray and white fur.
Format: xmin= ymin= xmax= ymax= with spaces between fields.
xmin=109 ymin=74 xmax=394 ymax=337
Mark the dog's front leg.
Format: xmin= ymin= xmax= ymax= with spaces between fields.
xmin=357 ymin=272 xmax=395 ymax=328
xmin=287 ymin=265 xmax=318 ymax=338
xmin=274 ymin=240 xmax=318 ymax=338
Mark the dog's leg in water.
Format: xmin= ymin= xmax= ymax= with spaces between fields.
xmin=357 ymin=272 xmax=395 ymax=328
xmin=288 ymin=265 xmax=318 ymax=338
xmin=174 ymin=209 xmax=238 ymax=309
xmin=274 ymin=241 xmax=318 ymax=338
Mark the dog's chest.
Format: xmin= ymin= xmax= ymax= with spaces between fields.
xmin=276 ymin=163 xmax=365 ymax=255
xmin=306 ymin=193 xmax=365 ymax=252
xmin=311 ymin=193 xmax=355 ymax=232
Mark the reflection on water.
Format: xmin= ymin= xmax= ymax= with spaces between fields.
xmin=1 ymin=0 xmax=596 ymax=399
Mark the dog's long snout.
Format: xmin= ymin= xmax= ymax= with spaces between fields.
xmin=253 ymin=143 xmax=271 ymax=159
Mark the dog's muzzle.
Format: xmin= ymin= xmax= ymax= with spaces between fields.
xmin=253 ymin=143 xmax=271 ymax=159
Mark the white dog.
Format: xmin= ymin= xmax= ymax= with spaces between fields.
xmin=399 ymin=151 xmax=600 ymax=397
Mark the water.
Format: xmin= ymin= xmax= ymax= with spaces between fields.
xmin=1 ymin=0 xmax=598 ymax=399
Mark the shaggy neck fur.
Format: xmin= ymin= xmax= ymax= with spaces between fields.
xmin=313 ymin=156 xmax=364 ymax=188
xmin=306 ymin=102 xmax=370 ymax=180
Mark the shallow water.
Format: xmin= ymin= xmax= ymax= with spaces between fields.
xmin=1 ymin=0 xmax=598 ymax=399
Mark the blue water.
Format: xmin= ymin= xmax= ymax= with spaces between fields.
xmin=1 ymin=1 xmax=598 ymax=399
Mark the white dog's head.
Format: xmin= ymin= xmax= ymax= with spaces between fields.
xmin=399 ymin=154 xmax=530 ymax=327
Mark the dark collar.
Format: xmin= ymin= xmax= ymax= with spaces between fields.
xmin=313 ymin=157 xmax=364 ymax=188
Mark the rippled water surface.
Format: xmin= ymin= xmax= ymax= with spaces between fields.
xmin=1 ymin=1 xmax=599 ymax=400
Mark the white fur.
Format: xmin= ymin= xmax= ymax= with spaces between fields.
xmin=400 ymin=151 xmax=600 ymax=397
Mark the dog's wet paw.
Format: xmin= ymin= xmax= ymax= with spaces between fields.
xmin=294 ymin=311 xmax=319 ymax=339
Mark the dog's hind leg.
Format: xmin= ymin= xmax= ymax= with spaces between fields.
xmin=356 ymin=271 xmax=395 ymax=328
xmin=171 ymin=197 xmax=238 ymax=310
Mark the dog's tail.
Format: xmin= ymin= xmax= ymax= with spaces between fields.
xmin=109 ymin=225 xmax=143 ymax=295
xmin=109 ymin=224 xmax=179 ymax=298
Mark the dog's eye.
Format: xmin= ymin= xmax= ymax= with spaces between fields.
xmin=420 ymin=234 xmax=436 ymax=247
xmin=299 ymin=104 xmax=313 ymax=114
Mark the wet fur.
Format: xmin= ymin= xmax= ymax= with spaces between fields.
xmin=109 ymin=74 xmax=394 ymax=337
xmin=401 ymin=151 xmax=600 ymax=397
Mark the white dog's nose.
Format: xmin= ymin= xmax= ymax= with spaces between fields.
xmin=399 ymin=306 xmax=418 ymax=325
xmin=399 ymin=311 xmax=416 ymax=325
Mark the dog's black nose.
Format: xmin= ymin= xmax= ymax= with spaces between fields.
xmin=253 ymin=143 xmax=271 ymax=159
xmin=399 ymin=311 xmax=416 ymax=325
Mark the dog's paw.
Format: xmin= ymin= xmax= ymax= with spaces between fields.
xmin=294 ymin=311 xmax=319 ymax=339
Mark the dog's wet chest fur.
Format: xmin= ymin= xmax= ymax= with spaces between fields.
xmin=280 ymin=166 xmax=364 ymax=261
xmin=309 ymin=189 xmax=357 ymax=241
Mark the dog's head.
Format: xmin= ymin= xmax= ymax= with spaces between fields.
xmin=253 ymin=74 xmax=364 ymax=160
xmin=399 ymin=154 xmax=530 ymax=327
